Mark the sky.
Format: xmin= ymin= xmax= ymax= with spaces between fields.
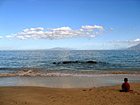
xmin=0 ymin=0 xmax=140 ymax=50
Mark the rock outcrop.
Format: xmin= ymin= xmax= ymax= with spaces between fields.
xmin=53 ymin=61 xmax=97 ymax=64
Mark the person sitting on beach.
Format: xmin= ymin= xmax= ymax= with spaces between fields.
xmin=120 ymin=78 xmax=130 ymax=92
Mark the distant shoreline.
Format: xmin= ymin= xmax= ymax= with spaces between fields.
xmin=0 ymin=49 xmax=140 ymax=51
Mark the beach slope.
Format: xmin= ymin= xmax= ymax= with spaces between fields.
xmin=0 ymin=83 xmax=140 ymax=105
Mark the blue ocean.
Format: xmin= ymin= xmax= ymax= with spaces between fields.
xmin=0 ymin=50 xmax=140 ymax=87
xmin=0 ymin=50 xmax=140 ymax=73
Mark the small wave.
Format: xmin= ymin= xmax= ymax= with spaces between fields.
xmin=0 ymin=70 xmax=73 ymax=77
xmin=0 ymin=70 xmax=140 ymax=77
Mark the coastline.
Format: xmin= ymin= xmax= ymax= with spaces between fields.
xmin=0 ymin=74 xmax=140 ymax=88
xmin=0 ymin=83 xmax=140 ymax=105
xmin=1 ymin=69 xmax=140 ymax=77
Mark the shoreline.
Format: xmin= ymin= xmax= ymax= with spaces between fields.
xmin=0 ymin=83 xmax=140 ymax=105
xmin=0 ymin=74 xmax=140 ymax=88
xmin=0 ymin=69 xmax=140 ymax=77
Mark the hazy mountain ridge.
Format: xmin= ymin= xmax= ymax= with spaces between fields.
xmin=127 ymin=43 xmax=140 ymax=50
xmin=49 ymin=47 xmax=74 ymax=50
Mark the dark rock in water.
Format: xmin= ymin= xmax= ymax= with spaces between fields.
xmin=53 ymin=62 xmax=61 ymax=64
xmin=62 ymin=61 xmax=80 ymax=64
xmin=53 ymin=62 xmax=57 ymax=64
xmin=52 ymin=60 xmax=97 ymax=64
xmin=86 ymin=61 xmax=97 ymax=63
xmin=63 ymin=61 xmax=72 ymax=64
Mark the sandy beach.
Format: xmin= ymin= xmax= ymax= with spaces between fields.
xmin=0 ymin=83 xmax=140 ymax=105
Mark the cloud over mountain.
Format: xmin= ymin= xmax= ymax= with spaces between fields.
xmin=6 ymin=25 xmax=105 ymax=40
xmin=111 ymin=38 xmax=140 ymax=44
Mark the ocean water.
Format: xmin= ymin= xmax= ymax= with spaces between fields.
xmin=0 ymin=50 xmax=140 ymax=76
xmin=0 ymin=50 xmax=140 ymax=87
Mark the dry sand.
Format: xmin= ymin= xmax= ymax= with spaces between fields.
xmin=0 ymin=83 xmax=140 ymax=105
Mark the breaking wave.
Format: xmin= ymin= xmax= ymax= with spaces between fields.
xmin=0 ymin=69 xmax=140 ymax=77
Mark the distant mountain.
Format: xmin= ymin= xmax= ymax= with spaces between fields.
xmin=127 ymin=43 xmax=140 ymax=50
xmin=49 ymin=47 xmax=74 ymax=50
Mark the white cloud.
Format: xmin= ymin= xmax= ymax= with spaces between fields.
xmin=6 ymin=25 xmax=105 ymax=40
xmin=82 ymin=25 xmax=104 ymax=30
xmin=23 ymin=27 xmax=44 ymax=32
xmin=0 ymin=36 xmax=3 ymax=39
xmin=82 ymin=25 xmax=104 ymax=32
xmin=48 ymin=27 xmax=72 ymax=31
xmin=111 ymin=38 xmax=140 ymax=44
xmin=133 ymin=38 xmax=140 ymax=42
xmin=110 ymin=27 xmax=113 ymax=30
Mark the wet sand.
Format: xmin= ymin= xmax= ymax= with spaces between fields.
xmin=0 ymin=83 xmax=140 ymax=105
xmin=0 ymin=74 xmax=140 ymax=88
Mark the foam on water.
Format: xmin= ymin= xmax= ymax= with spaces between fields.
xmin=0 ymin=69 xmax=140 ymax=77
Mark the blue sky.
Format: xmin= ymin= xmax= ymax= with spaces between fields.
xmin=0 ymin=0 xmax=140 ymax=50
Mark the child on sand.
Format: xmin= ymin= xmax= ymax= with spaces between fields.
xmin=120 ymin=78 xmax=130 ymax=92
